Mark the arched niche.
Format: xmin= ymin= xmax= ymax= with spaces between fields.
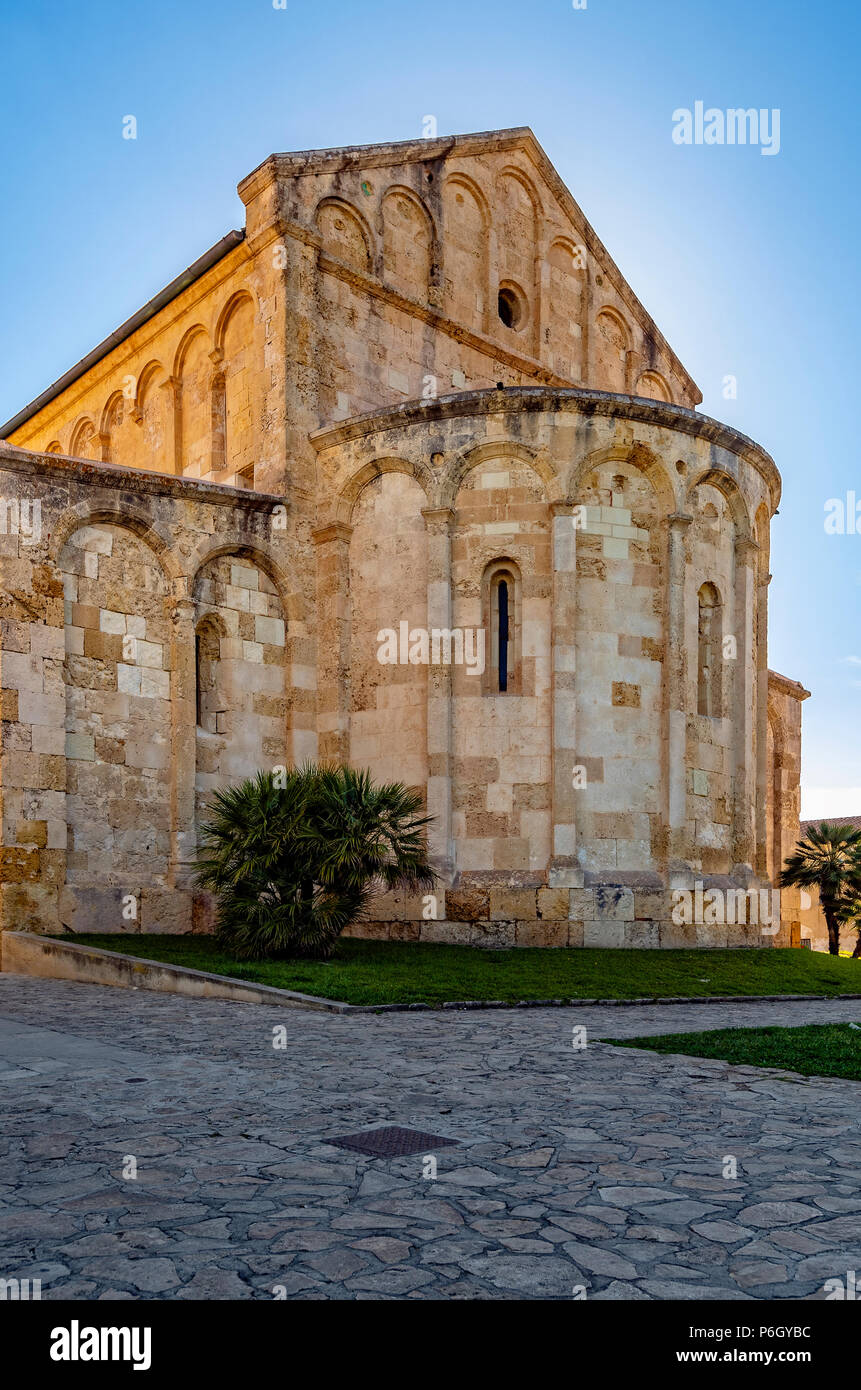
xmin=381 ymin=187 xmax=434 ymax=302
xmin=69 ymin=418 xmax=100 ymax=462
xmin=135 ymin=362 xmax=170 ymax=473
xmin=594 ymin=307 xmax=631 ymax=393
xmin=192 ymin=551 xmax=289 ymax=823
xmin=636 ymin=369 xmax=673 ymax=404
xmin=315 ymin=198 xmax=373 ymax=274
xmin=442 ymin=174 xmax=489 ymax=332
xmin=348 ymin=470 xmax=429 ymax=795
xmin=59 ymin=520 xmax=172 ymax=893
xmin=211 ymin=293 xmax=255 ymax=483
xmin=547 ymin=237 xmax=587 ymax=380
xmin=175 ymin=327 xmax=212 ymax=479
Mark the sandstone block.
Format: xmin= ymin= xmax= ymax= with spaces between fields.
xmin=595 ymin=885 xmax=634 ymax=920
xmin=516 ymin=918 xmax=569 ymax=948
xmin=489 ymin=887 xmax=538 ymax=920
xmin=583 ymin=919 xmax=626 ymax=947
xmin=612 ymin=682 xmax=640 ymax=708
xmin=537 ymin=887 xmax=569 ymax=919
xmin=444 ymin=888 xmax=489 ymax=922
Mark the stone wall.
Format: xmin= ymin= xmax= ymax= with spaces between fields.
xmin=313 ymin=387 xmax=797 ymax=947
xmin=0 ymin=442 xmax=295 ymax=935
xmin=0 ymin=129 xmax=809 ymax=949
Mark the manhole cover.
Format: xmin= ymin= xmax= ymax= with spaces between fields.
xmin=327 ymin=1125 xmax=460 ymax=1158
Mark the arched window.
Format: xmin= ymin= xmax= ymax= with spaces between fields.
xmin=483 ymin=559 xmax=521 ymax=694
xmin=497 ymin=579 xmax=510 ymax=690
xmin=196 ymin=617 xmax=226 ymax=732
xmin=697 ymin=582 xmax=722 ymax=717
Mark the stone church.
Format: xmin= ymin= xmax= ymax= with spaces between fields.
xmin=0 ymin=127 xmax=810 ymax=948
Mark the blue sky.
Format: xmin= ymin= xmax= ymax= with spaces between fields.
xmin=1 ymin=0 xmax=858 ymax=816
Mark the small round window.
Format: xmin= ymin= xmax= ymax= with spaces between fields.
xmin=497 ymin=285 xmax=525 ymax=330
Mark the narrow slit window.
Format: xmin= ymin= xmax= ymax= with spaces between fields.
xmin=498 ymin=579 xmax=509 ymax=692
xmin=484 ymin=560 xmax=520 ymax=695
xmin=697 ymin=582 xmax=722 ymax=718
xmin=195 ymin=633 xmax=202 ymax=726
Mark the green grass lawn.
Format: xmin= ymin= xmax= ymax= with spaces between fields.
xmin=609 ymin=1023 xmax=861 ymax=1082
xmin=52 ymin=935 xmax=861 ymax=1007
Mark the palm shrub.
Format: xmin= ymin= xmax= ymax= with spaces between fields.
xmin=195 ymin=765 xmax=436 ymax=960
xmin=834 ymin=892 xmax=861 ymax=958
xmin=781 ymin=821 xmax=861 ymax=956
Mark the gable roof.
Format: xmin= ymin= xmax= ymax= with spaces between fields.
xmin=0 ymin=231 xmax=245 ymax=438
xmin=801 ymin=816 xmax=861 ymax=835
xmin=240 ymin=127 xmax=701 ymax=405
xmin=2 ymin=127 xmax=702 ymax=440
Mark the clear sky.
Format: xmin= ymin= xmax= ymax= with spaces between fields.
xmin=2 ymin=0 xmax=858 ymax=816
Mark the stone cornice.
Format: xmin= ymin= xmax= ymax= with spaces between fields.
xmin=277 ymin=230 xmax=574 ymax=388
xmin=311 ymin=521 xmax=353 ymax=545
xmin=767 ymin=669 xmax=811 ymax=701
xmin=0 ymin=444 xmax=285 ymax=513
xmin=309 ymin=387 xmax=781 ymax=510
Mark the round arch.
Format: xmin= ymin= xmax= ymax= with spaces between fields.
xmin=52 ymin=505 xmax=182 ymax=583
xmin=134 ymin=359 xmax=167 ymax=416
xmin=330 ymin=455 xmax=433 ymax=526
xmin=568 ymin=441 xmax=677 ymax=516
xmin=442 ymin=439 xmax=561 ymax=510
xmin=100 ymin=390 xmax=126 ymax=439
xmin=595 ymin=305 xmax=632 ymax=353
xmin=214 ymin=289 xmax=258 ymax=356
xmin=314 ymin=196 xmax=375 ymax=271
xmin=172 ymin=324 xmax=212 ymax=381
xmin=69 ymin=417 xmax=97 ymax=458
xmin=684 ymin=467 xmax=753 ymax=542
xmin=187 ymin=538 xmax=300 ymax=625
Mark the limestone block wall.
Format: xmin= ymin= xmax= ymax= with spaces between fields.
xmin=313 ymin=386 xmax=793 ymax=948
xmin=0 ymin=442 xmax=300 ymax=937
xmin=60 ymin=524 xmax=173 ymax=902
xmin=348 ymin=472 xmax=429 ymax=792
xmin=450 ymin=454 xmax=552 ymax=874
xmin=766 ymin=671 xmax=810 ymax=942
xmin=193 ymin=553 xmax=288 ymax=823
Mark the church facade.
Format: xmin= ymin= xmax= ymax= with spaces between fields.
xmin=0 ymin=128 xmax=809 ymax=948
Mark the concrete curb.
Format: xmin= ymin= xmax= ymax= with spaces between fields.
xmin=353 ymin=991 xmax=861 ymax=1013
xmin=0 ymin=933 xmax=351 ymax=1013
xmin=3 ymin=932 xmax=861 ymax=1015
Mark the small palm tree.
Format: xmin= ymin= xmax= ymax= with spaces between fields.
xmin=835 ymin=892 xmax=861 ymax=958
xmin=195 ymin=765 xmax=436 ymax=961
xmin=781 ymin=822 xmax=861 ymax=956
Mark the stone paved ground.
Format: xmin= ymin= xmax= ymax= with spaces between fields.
xmin=2 ymin=973 xmax=861 ymax=1301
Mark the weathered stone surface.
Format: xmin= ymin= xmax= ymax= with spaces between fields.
xmin=3 ymin=976 xmax=861 ymax=1301
xmin=0 ymin=133 xmax=804 ymax=949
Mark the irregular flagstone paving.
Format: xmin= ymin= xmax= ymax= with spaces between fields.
xmin=2 ymin=974 xmax=861 ymax=1301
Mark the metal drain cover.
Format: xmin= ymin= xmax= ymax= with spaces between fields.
xmin=327 ymin=1125 xmax=459 ymax=1158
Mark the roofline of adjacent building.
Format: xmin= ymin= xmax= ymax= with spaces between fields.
xmin=768 ymin=669 xmax=811 ymax=701
xmin=0 ymin=230 xmax=245 ymax=439
xmin=0 ymin=438 xmax=282 ymax=512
